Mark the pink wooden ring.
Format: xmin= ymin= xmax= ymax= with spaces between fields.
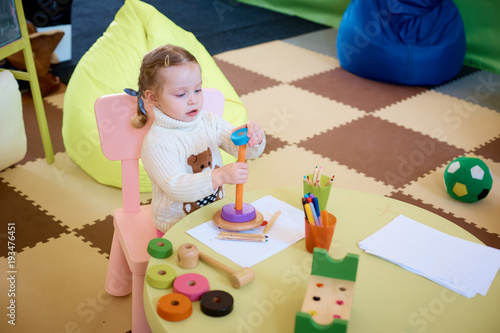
xmin=173 ymin=273 xmax=210 ymax=301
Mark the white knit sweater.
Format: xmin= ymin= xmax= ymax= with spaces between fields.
xmin=141 ymin=107 xmax=266 ymax=232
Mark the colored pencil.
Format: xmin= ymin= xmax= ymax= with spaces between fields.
xmin=309 ymin=203 xmax=320 ymax=226
xmin=264 ymin=210 xmax=281 ymax=234
xmin=312 ymin=197 xmax=321 ymax=225
xmin=321 ymin=210 xmax=329 ymax=226
xmin=219 ymin=231 xmax=267 ymax=239
xmin=316 ymin=167 xmax=323 ymax=186
xmin=304 ymin=203 xmax=315 ymax=225
xmin=312 ymin=166 xmax=319 ymax=184
xmin=218 ymin=235 xmax=267 ymax=243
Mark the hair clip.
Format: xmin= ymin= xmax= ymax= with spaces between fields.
xmin=124 ymin=88 xmax=147 ymax=116
xmin=164 ymin=54 xmax=170 ymax=67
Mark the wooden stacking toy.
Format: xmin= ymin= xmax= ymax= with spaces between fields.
xmin=213 ymin=128 xmax=263 ymax=231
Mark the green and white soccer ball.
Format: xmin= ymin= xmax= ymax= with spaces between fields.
xmin=444 ymin=156 xmax=493 ymax=203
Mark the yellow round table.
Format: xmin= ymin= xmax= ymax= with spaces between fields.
xmin=144 ymin=187 xmax=500 ymax=332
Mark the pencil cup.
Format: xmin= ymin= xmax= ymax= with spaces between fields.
xmin=303 ymin=174 xmax=332 ymax=211
xmin=304 ymin=212 xmax=336 ymax=253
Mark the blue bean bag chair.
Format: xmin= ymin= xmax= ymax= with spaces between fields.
xmin=336 ymin=0 xmax=466 ymax=86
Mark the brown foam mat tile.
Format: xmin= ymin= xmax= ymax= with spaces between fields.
xmin=73 ymin=215 xmax=114 ymax=258
xmin=214 ymin=57 xmax=281 ymax=96
xmin=375 ymin=90 xmax=500 ymax=152
xmin=215 ymin=40 xmax=339 ymax=83
xmin=262 ymin=133 xmax=289 ymax=155
xmin=474 ymin=136 xmax=500 ymax=163
xmin=0 ymin=179 xmax=71 ymax=257
xmin=0 ymin=233 xmax=132 ymax=333
xmin=241 ymin=83 xmax=365 ymax=144
xmin=389 ymin=191 xmax=500 ymax=250
xmin=297 ymin=115 xmax=465 ymax=188
xmin=291 ymin=67 xmax=429 ymax=112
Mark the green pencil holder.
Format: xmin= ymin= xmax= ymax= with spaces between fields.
xmin=303 ymin=174 xmax=332 ymax=211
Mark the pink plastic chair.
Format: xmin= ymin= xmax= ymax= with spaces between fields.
xmin=95 ymin=88 xmax=225 ymax=332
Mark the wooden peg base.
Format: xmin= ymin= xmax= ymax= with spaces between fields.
xmin=213 ymin=210 xmax=264 ymax=231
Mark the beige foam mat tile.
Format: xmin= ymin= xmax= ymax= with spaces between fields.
xmin=242 ymin=84 xmax=365 ymax=144
xmin=0 ymin=233 xmax=131 ymax=333
xmin=374 ymin=90 xmax=500 ymax=151
xmin=245 ymin=145 xmax=393 ymax=196
xmin=215 ymin=40 xmax=339 ymax=83
xmin=402 ymin=157 xmax=500 ymax=236
xmin=0 ymin=152 xmax=151 ymax=230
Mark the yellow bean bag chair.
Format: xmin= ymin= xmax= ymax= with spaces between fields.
xmin=62 ymin=0 xmax=246 ymax=192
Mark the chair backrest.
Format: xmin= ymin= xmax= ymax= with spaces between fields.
xmin=95 ymin=88 xmax=225 ymax=212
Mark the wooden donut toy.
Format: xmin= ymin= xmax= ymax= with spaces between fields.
xmin=157 ymin=293 xmax=192 ymax=322
xmin=146 ymin=264 xmax=176 ymax=289
xmin=173 ymin=273 xmax=210 ymax=301
xmin=200 ymin=290 xmax=234 ymax=317
xmin=147 ymin=238 xmax=173 ymax=259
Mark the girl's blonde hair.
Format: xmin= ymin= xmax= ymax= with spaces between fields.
xmin=131 ymin=44 xmax=199 ymax=128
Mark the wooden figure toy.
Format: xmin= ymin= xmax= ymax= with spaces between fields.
xmin=295 ymin=248 xmax=359 ymax=333
xmin=213 ymin=128 xmax=263 ymax=231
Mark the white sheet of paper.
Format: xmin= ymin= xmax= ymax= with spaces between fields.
xmin=359 ymin=215 xmax=500 ymax=298
xmin=186 ymin=195 xmax=305 ymax=267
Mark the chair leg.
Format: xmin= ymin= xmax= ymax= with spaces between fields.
xmin=105 ymin=231 xmax=132 ymax=296
xmin=132 ymin=273 xmax=151 ymax=333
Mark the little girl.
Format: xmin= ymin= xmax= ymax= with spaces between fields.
xmin=127 ymin=44 xmax=265 ymax=235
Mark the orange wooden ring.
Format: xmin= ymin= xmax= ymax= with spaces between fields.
xmin=157 ymin=293 xmax=193 ymax=322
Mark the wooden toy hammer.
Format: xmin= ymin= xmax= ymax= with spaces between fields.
xmin=177 ymin=243 xmax=254 ymax=289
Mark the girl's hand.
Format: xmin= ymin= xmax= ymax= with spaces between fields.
xmin=232 ymin=121 xmax=263 ymax=147
xmin=212 ymin=163 xmax=248 ymax=189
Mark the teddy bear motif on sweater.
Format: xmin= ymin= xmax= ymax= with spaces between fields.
xmin=183 ymin=147 xmax=224 ymax=214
